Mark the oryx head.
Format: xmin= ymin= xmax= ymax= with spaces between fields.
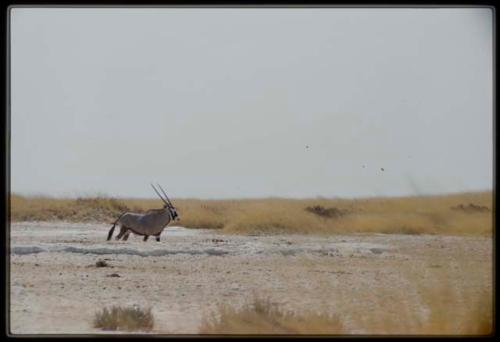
xmin=151 ymin=183 xmax=179 ymax=221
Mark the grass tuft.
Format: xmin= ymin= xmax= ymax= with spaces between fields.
xmin=93 ymin=305 xmax=154 ymax=332
xmin=199 ymin=297 xmax=344 ymax=335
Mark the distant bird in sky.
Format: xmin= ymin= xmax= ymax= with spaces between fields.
xmin=381 ymin=168 xmax=385 ymax=171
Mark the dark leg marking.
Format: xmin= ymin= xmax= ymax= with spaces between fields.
xmin=143 ymin=235 xmax=149 ymax=242
xmin=115 ymin=226 xmax=129 ymax=240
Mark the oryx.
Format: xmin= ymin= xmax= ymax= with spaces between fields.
xmin=107 ymin=184 xmax=179 ymax=242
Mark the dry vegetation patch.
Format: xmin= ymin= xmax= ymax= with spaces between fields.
xmin=199 ymin=279 xmax=492 ymax=335
xmin=200 ymin=297 xmax=344 ymax=335
xmin=10 ymin=192 xmax=493 ymax=235
xmin=93 ymin=306 xmax=154 ymax=332
xmin=305 ymin=205 xmax=348 ymax=218
xmin=360 ymin=272 xmax=493 ymax=335
xmin=10 ymin=195 xmax=129 ymax=222
xmin=451 ymin=203 xmax=490 ymax=213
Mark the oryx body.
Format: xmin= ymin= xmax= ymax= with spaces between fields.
xmin=107 ymin=184 xmax=179 ymax=242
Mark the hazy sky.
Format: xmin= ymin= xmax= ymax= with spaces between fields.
xmin=10 ymin=7 xmax=493 ymax=199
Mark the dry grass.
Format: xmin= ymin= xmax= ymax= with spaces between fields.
xmin=199 ymin=282 xmax=493 ymax=336
xmin=10 ymin=195 xmax=128 ymax=223
xmin=414 ymin=284 xmax=492 ymax=335
xmin=199 ymin=297 xmax=345 ymax=335
xmin=355 ymin=272 xmax=494 ymax=335
xmin=10 ymin=191 xmax=493 ymax=235
xmin=93 ymin=306 xmax=154 ymax=332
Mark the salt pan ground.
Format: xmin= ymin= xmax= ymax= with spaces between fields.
xmin=9 ymin=222 xmax=492 ymax=335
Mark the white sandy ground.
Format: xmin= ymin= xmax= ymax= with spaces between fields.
xmin=8 ymin=222 xmax=492 ymax=335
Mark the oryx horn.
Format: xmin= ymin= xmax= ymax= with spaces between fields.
xmin=157 ymin=183 xmax=174 ymax=208
xmin=150 ymin=183 xmax=169 ymax=206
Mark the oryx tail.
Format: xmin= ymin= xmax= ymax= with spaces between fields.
xmin=107 ymin=212 xmax=127 ymax=241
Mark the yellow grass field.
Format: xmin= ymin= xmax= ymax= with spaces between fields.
xmin=10 ymin=191 xmax=493 ymax=235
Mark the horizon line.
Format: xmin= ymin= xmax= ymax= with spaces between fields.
xmin=9 ymin=189 xmax=493 ymax=201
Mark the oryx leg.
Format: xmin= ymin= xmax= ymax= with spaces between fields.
xmin=155 ymin=233 xmax=161 ymax=242
xmin=143 ymin=235 xmax=149 ymax=242
xmin=122 ymin=231 xmax=131 ymax=241
xmin=115 ymin=225 xmax=128 ymax=240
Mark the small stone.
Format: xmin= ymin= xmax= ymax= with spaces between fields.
xmin=95 ymin=260 xmax=109 ymax=267
xmin=107 ymin=273 xmax=121 ymax=278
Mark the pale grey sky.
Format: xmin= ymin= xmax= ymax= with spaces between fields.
xmin=10 ymin=7 xmax=493 ymax=199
